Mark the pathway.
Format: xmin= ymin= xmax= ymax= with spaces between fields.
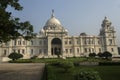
xmin=0 ymin=63 xmax=45 ymax=80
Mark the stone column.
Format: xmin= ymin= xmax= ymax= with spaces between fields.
xmin=47 ymin=37 xmax=52 ymax=57
xmin=61 ymin=37 xmax=65 ymax=57
xmin=72 ymin=37 xmax=76 ymax=57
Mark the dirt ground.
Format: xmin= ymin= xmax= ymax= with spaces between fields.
xmin=0 ymin=63 xmax=45 ymax=80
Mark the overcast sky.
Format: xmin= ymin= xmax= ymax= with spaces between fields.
xmin=8 ymin=0 xmax=120 ymax=46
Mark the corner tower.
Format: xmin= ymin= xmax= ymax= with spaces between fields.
xmin=100 ymin=17 xmax=118 ymax=56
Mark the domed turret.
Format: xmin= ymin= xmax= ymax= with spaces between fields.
xmin=102 ymin=17 xmax=111 ymax=23
xmin=102 ymin=17 xmax=112 ymax=27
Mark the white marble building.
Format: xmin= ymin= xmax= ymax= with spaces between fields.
xmin=0 ymin=11 xmax=119 ymax=59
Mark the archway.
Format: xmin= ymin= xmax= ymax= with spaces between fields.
xmin=51 ymin=38 xmax=62 ymax=56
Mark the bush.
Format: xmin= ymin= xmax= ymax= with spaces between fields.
xmin=74 ymin=61 xmax=80 ymax=66
xmin=30 ymin=56 xmax=38 ymax=59
xmin=74 ymin=69 xmax=101 ymax=80
xmin=99 ymin=62 xmax=120 ymax=66
xmin=89 ymin=53 xmax=96 ymax=57
xmin=8 ymin=52 xmax=23 ymax=61
xmin=59 ymin=61 xmax=74 ymax=72
xmin=50 ymin=61 xmax=61 ymax=66
xmin=102 ymin=51 xmax=112 ymax=59
xmin=97 ymin=52 xmax=103 ymax=58
xmin=46 ymin=65 xmax=57 ymax=80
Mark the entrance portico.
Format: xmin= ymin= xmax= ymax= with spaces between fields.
xmin=51 ymin=38 xmax=62 ymax=56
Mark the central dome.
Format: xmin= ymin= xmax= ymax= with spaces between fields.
xmin=45 ymin=10 xmax=61 ymax=26
xmin=46 ymin=16 xmax=61 ymax=26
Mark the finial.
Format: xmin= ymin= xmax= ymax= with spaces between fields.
xmin=51 ymin=9 xmax=54 ymax=18
xmin=105 ymin=16 xmax=107 ymax=20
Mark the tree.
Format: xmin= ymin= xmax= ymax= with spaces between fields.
xmin=102 ymin=51 xmax=112 ymax=59
xmin=8 ymin=52 xmax=23 ymax=61
xmin=89 ymin=53 xmax=96 ymax=57
xmin=0 ymin=0 xmax=35 ymax=42
xmin=97 ymin=52 xmax=103 ymax=58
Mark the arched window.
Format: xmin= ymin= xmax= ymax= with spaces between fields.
xmin=31 ymin=40 xmax=33 ymax=45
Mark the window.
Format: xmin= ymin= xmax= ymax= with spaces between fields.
xmin=31 ymin=40 xmax=33 ymax=45
xmin=65 ymin=41 xmax=67 ymax=44
xmin=23 ymin=41 xmax=25 ymax=45
xmin=70 ymin=49 xmax=72 ymax=53
xmin=99 ymin=48 xmax=101 ymax=52
xmin=39 ymin=41 xmax=42 ymax=45
xmin=77 ymin=48 xmax=79 ymax=53
xmin=66 ymin=49 xmax=68 ymax=53
xmin=86 ymin=39 xmax=89 ymax=44
xmin=84 ymin=48 xmax=87 ymax=53
xmin=18 ymin=49 xmax=20 ymax=53
xmin=18 ymin=41 xmax=21 ymax=45
xmin=22 ymin=49 xmax=25 ymax=54
xmin=14 ymin=40 xmax=16 ymax=45
xmin=13 ymin=49 xmax=16 ymax=52
xmin=88 ymin=39 xmax=90 ymax=44
xmin=69 ymin=41 xmax=72 ymax=44
xmin=109 ymin=39 xmax=112 ymax=45
xmin=98 ymin=41 xmax=100 ymax=44
xmin=107 ymin=25 xmax=109 ymax=29
xmin=111 ymin=48 xmax=114 ymax=52
xmin=4 ymin=50 xmax=7 ymax=56
xmin=89 ymin=48 xmax=91 ymax=53
xmin=109 ymin=33 xmax=112 ymax=36
xmin=44 ymin=49 xmax=47 ymax=54
xmin=31 ymin=49 xmax=33 ymax=54
xmin=39 ymin=49 xmax=42 ymax=54
xmin=44 ymin=40 xmax=46 ymax=45
xmin=84 ymin=40 xmax=87 ymax=44
xmin=92 ymin=48 xmax=94 ymax=52
xmin=5 ymin=42 xmax=9 ymax=46
xmin=91 ymin=39 xmax=94 ymax=44
xmin=77 ymin=41 xmax=79 ymax=44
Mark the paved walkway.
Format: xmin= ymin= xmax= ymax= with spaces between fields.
xmin=0 ymin=63 xmax=45 ymax=80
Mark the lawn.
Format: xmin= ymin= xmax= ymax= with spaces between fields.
xmin=45 ymin=65 xmax=120 ymax=80
xmin=13 ymin=57 xmax=103 ymax=63
xmin=78 ymin=66 xmax=120 ymax=80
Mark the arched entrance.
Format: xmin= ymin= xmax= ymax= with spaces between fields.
xmin=51 ymin=38 xmax=62 ymax=56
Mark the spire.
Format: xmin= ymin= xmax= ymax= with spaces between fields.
xmin=51 ymin=9 xmax=55 ymax=18
xmin=103 ymin=16 xmax=111 ymax=23
xmin=104 ymin=16 xmax=107 ymax=20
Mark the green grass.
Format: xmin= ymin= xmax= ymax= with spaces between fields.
xmin=77 ymin=66 xmax=120 ymax=80
xmin=46 ymin=65 xmax=120 ymax=80
xmin=47 ymin=65 xmax=74 ymax=80
xmin=9 ymin=57 xmax=111 ymax=63
xmin=17 ymin=57 xmax=103 ymax=63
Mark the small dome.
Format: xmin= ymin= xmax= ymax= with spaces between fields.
xmin=80 ymin=32 xmax=87 ymax=36
xmin=65 ymin=29 xmax=68 ymax=32
xmin=45 ymin=17 xmax=61 ymax=26
xmin=39 ymin=28 xmax=45 ymax=33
